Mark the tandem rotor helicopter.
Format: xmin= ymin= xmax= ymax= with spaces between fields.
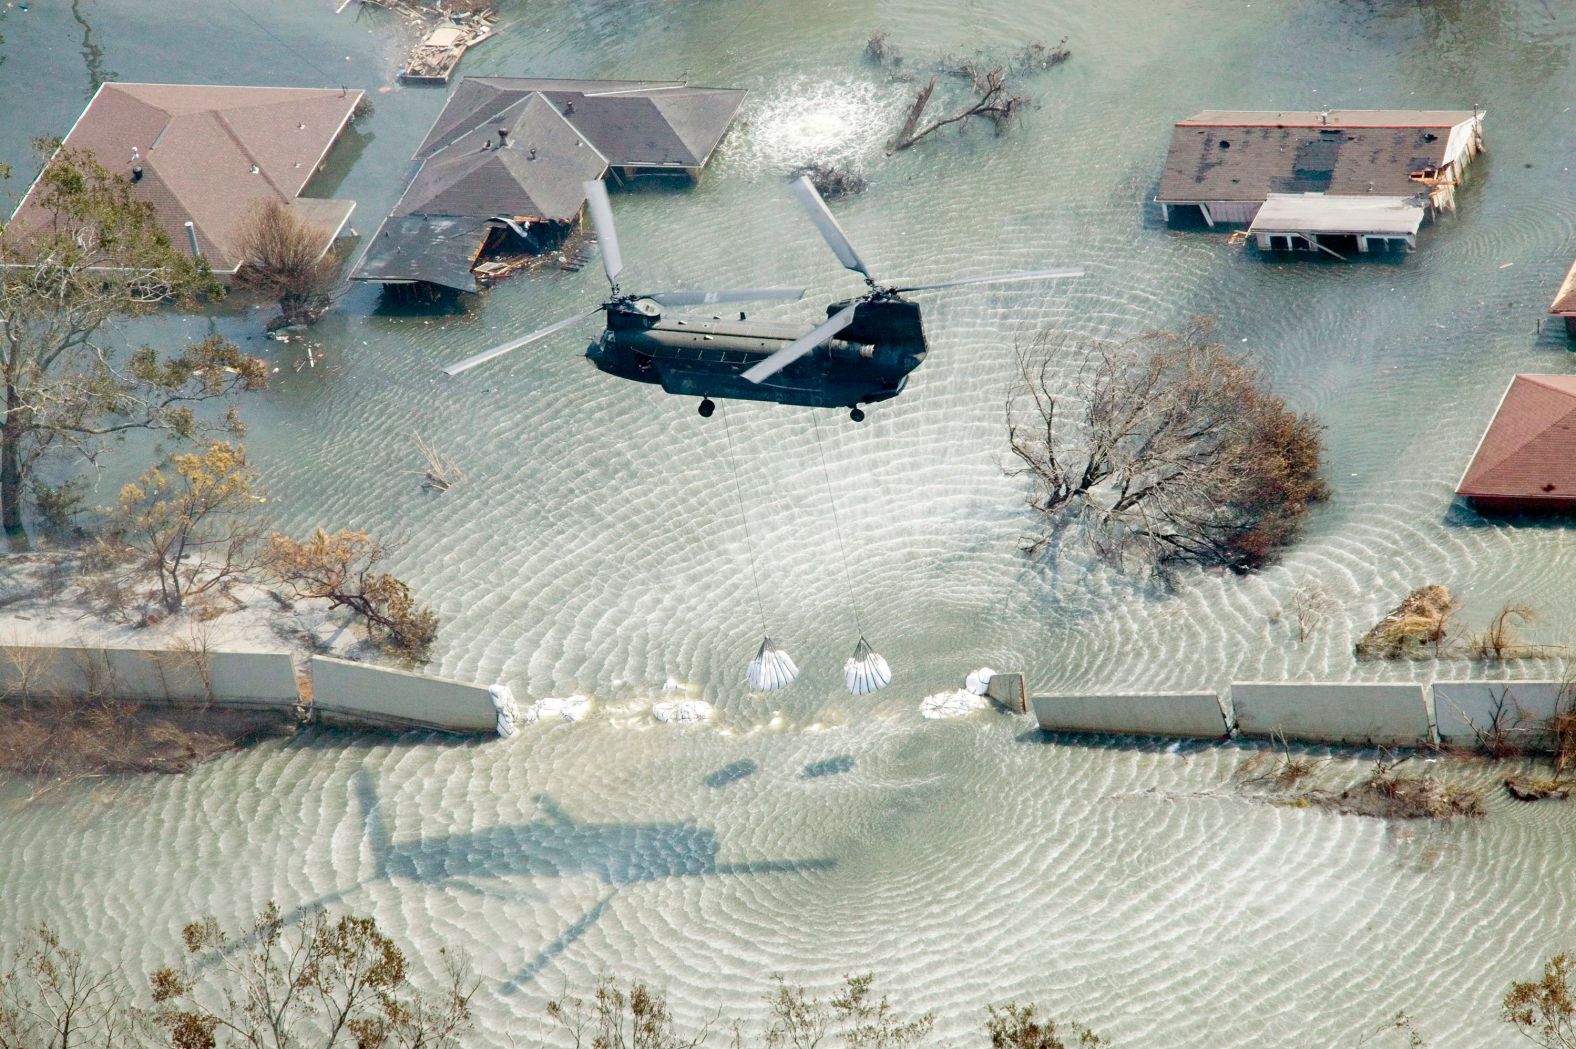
xmin=442 ymin=176 xmax=1082 ymax=421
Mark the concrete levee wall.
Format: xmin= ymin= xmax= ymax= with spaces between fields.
xmin=310 ymin=656 xmax=496 ymax=734
xmin=1032 ymin=691 xmax=1229 ymax=738
xmin=1433 ymin=680 xmax=1567 ymax=751
xmin=986 ymin=673 xmax=1027 ymax=714
xmin=0 ymin=645 xmax=298 ymax=709
xmin=1231 ymin=682 xmax=1430 ymax=747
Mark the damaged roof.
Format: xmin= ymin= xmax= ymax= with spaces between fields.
xmin=1158 ymin=109 xmax=1479 ymax=204
xmin=353 ymin=76 xmax=744 ymax=289
xmin=5 ymin=82 xmax=363 ymax=274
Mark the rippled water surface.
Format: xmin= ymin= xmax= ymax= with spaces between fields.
xmin=4 ymin=1 xmax=1576 ymax=1046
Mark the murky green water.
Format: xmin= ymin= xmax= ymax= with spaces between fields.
xmin=3 ymin=1 xmax=1576 ymax=1046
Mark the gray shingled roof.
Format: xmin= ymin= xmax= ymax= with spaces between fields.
xmin=350 ymin=215 xmax=490 ymax=291
xmin=355 ymin=76 xmax=743 ymax=289
xmin=1158 ymin=110 xmax=1475 ymax=204
xmin=397 ymin=93 xmax=608 ymax=222
xmin=412 ymin=78 xmax=745 ymax=167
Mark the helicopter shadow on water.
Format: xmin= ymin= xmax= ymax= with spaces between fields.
xmin=270 ymin=770 xmax=837 ymax=994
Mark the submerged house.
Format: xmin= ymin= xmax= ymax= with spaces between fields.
xmin=4 ymin=82 xmax=364 ymax=278
xmin=1156 ymin=109 xmax=1485 ymax=254
xmin=350 ymin=77 xmax=746 ymax=294
xmin=1456 ymin=374 xmax=1576 ymax=514
xmin=1548 ymin=260 xmax=1576 ymax=337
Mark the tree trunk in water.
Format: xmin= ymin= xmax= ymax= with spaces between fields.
xmin=890 ymin=76 xmax=936 ymax=152
xmin=2 ymin=388 xmax=25 ymax=541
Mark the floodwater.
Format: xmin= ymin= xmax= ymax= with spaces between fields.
xmin=3 ymin=1 xmax=1576 ymax=1046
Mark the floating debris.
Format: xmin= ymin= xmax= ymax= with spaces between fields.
xmin=397 ymin=15 xmax=497 ymax=84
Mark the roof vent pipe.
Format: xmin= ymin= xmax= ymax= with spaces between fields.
xmin=184 ymin=221 xmax=201 ymax=257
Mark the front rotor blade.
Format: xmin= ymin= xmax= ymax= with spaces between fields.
xmin=442 ymin=307 xmax=601 ymax=376
xmin=789 ymin=176 xmax=873 ymax=281
xmin=582 ymin=179 xmax=623 ymax=286
xmin=890 ymin=267 xmax=1085 ymax=294
xmin=742 ymin=303 xmax=860 ymax=384
xmin=646 ymin=287 xmax=807 ymax=307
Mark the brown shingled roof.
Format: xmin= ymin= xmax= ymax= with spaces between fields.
xmin=1456 ymin=374 xmax=1576 ymax=505
xmin=1158 ymin=109 xmax=1477 ymax=204
xmin=1550 ymin=255 xmax=1576 ymax=316
xmin=5 ymin=83 xmax=364 ymax=274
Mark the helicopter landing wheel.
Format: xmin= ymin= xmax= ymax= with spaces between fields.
xmin=849 ymin=407 xmax=866 ymax=423
xmin=698 ymin=397 xmax=716 ymax=418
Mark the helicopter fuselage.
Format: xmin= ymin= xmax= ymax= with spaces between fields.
xmin=586 ymin=296 xmax=928 ymax=409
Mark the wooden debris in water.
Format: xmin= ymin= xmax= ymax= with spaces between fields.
xmin=1354 ymin=583 xmax=1457 ymax=660
xmin=398 ymin=13 xmax=497 ymax=84
xmin=414 ymin=433 xmax=465 ymax=492
xmin=1505 ymin=775 xmax=1573 ymax=802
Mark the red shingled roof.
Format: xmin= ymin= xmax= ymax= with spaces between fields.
xmin=1457 ymin=374 xmax=1576 ymax=507
xmin=5 ymin=83 xmax=363 ymax=274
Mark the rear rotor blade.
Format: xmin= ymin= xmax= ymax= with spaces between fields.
xmin=646 ymin=287 xmax=806 ymax=307
xmin=890 ymin=268 xmax=1084 ymax=294
xmin=442 ymin=306 xmax=601 ymax=376
xmin=789 ymin=176 xmax=874 ymax=281
xmin=742 ymin=303 xmax=860 ymax=384
xmin=582 ymin=179 xmax=623 ymax=286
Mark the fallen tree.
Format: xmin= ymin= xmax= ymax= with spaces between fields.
xmin=262 ymin=528 xmax=439 ymax=662
xmin=868 ymin=35 xmax=1071 ymax=152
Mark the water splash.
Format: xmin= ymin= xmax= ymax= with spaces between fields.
xmin=736 ymin=75 xmax=907 ymax=177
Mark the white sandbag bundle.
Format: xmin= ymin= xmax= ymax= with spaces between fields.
xmin=844 ymin=637 xmax=892 ymax=696
xmin=488 ymin=684 xmax=519 ymax=738
xmin=921 ymin=690 xmax=988 ymax=719
xmin=965 ymin=667 xmax=995 ymax=696
xmin=747 ymin=637 xmax=798 ymax=691
xmin=654 ymin=699 xmax=714 ymax=723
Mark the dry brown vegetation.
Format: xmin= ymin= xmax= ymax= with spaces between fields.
xmin=1465 ymin=604 xmax=1554 ymax=662
xmin=1356 ymin=589 xmax=1562 ymax=663
xmin=262 ymin=529 xmax=439 ymax=662
xmin=1008 ymin=319 xmax=1328 ymax=574
xmin=108 ymin=441 xmax=265 ymax=613
xmin=234 ymin=199 xmax=341 ymax=328
xmin=1234 ymin=749 xmax=1485 ymax=822
xmin=1354 ymin=584 xmax=1456 ymax=660
xmin=1231 ymin=734 xmax=1323 ymax=789
xmin=0 ymin=695 xmax=292 ymax=779
xmin=1504 ymin=953 xmax=1576 ymax=1049
xmin=2 ymin=906 xmax=476 ymax=1049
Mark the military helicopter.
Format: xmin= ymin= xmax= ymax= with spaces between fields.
xmin=442 ymin=177 xmax=1081 ymax=421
